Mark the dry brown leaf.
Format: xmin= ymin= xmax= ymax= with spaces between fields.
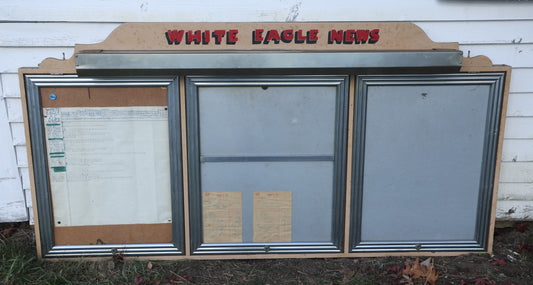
xmin=402 ymin=257 xmax=439 ymax=285
xmin=339 ymin=268 xmax=355 ymax=283
xmin=147 ymin=261 xmax=153 ymax=269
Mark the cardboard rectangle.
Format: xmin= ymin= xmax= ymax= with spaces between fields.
xmin=202 ymin=192 xmax=243 ymax=243
xmin=253 ymin=191 xmax=292 ymax=242
xmin=40 ymin=87 xmax=167 ymax=108
xmin=54 ymin=223 xmax=172 ymax=245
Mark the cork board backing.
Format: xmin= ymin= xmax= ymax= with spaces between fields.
xmin=41 ymin=86 xmax=171 ymax=245
xmin=54 ymin=223 xmax=172 ymax=245
xmin=40 ymin=87 xmax=167 ymax=108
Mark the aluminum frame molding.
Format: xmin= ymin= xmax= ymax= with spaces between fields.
xmin=350 ymin=73 xmax=505 ymax=253
xmin=24 ymin=75 xmax=185 ymax=257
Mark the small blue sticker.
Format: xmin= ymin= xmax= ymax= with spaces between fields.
xmin=50 ymin=94 xmax=56 ymax=100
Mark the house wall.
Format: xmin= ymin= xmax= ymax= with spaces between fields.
xmin=1 ymin=0 xmax=532 ymax=223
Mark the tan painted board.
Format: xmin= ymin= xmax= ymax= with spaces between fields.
xmin=78 ymin=22 xmax=457 ymax=52
xmin=202 ymin=192 xmax=243 ymax=243
xmin=253 ymin=191 xmax=292 ymax=243
xmin=33 ymin=22 xmax=460 ymax=73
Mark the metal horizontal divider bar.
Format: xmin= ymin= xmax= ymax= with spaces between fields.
xmin=200 ymin=155 xmax=335 ymax=162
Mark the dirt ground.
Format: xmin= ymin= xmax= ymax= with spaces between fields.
xmin=1 ymin=222 xmax=533 ymax=284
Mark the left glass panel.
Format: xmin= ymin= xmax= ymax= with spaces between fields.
xmin=25 ymin=76 xmax=183 ymax=257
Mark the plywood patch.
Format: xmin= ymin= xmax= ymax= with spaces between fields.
xmin=253 ymin=191 xmax=292 ymax=242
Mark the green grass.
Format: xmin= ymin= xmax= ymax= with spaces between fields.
xmin=2 ymin=222 xmax=533 ymax=284
xmin=0 ymin=229 xmax=162 ymax=284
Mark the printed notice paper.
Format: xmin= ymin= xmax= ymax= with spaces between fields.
xmin=43 ymin=107 xmax=172 ymax=227
xmin=253 ymin=191 xmax=292 ymax=242
xmin=202 ymin=192 xmax=243 ymax=243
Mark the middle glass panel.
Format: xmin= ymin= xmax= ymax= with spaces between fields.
xmin=186 ymin=76 xmax=348 ymax=254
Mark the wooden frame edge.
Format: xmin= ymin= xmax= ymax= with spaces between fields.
xmin=343 ymin=75 xmax=356 ymax=253
xmin=179 ymin=75 xmax=191 ymax=256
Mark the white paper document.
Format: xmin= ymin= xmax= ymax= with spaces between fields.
xmin=43 ymin=107 xmax=172 ymax=227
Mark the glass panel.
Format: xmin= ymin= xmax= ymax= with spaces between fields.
xmin=199 ymin=85 xmax=336 ymax=156
xmin=201 ymin=161 xmax=334 ymax=243
xmin=361 ymin=84 xmax=490 ymax=241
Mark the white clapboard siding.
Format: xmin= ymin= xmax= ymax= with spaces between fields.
xmin=1 ymin=21 xmax=532 ymax=47
xmin=23 ymin=189 xmax=32 ymax=209
xmin=9 ymin=122 xmax=26 ymax=146
xmin=0 ymin=48 xmax=75 ymax=73
xmin=504 ymin=118 xmax=533 ymax=139
xmin=500 ymin=162 xmax=533 ymax=183
xmin=502 ymin=140 xmax=533 ymax=162
xmin=498 ymin=183 xmax=533 ymax=201
xmin=459 ymin=44 xmax=533 ymax=68
xmin=15 ymin=146 xmax=28 ymax=168
xmin=496 ymin=201 xmax=533 ymax=220
xmin=5 ymin=98 xmax=24 ymax=123
xmin=1 ymin=0 xmax=533 ymax=22
xmin=20 ymin=167 xmax=30 ymax=191
xmin=1 ymin=74 xmax=22 ymax=98
xmin=415 ymin=21 xmax=533 ymax=45
xmin=0 ymin=23 xmax=120 ymax=47
xmin=507 ymin=93 xmax=533 ymax=117
xmin=1 ymin=2 xmax=533 ymax=223
xmin=509 ymin=69 xmax=533 ymax=93
xmin=0 ymin=93 xmax=27 ymax=222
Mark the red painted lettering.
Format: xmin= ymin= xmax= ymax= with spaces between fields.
xmin=295 ymin=30 xmax=307 ymax=43
xmin=186 ymin=30 xmax=202 ymax=44
xmin=328 ymin=29 xmax=343 ymax=44
xmin=308 ymin=29 xmax=318 ymax=43
xmin=355 ymin=30 xmax=370 ymax=44
xmin=281 ymin=29 xmax=294 ymax=43
xmin=227 ymin=29 xmax=238 ymax=44
xmin=165 ymin=30 xmax=184 ymax=44
xmin=202 ymin=30 xmax=210 ymax=44
xmin=265 ymin=29 xmax=281 ymax=44
xmin=344 ymin=29 xmax=355 ymax=43
xmin=253 ymin=29 xmax=264 ymax=44
xmin=369 ymin=29 xmax=380 ymax=44
xmin=212 ymin=30 xmax=225 ymax=44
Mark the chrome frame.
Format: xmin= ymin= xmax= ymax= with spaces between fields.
xmin=186 ymin=75 xmax=349 ymax=254
xmin=350 ymin=73 xmax=505 ymax=252
xmin=24 ymin=75 xmax=185 ymax=257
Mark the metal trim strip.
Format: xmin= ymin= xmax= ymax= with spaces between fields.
xmin=75 ymin=51 xmax=462 ymax=73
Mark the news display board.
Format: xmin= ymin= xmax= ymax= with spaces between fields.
xmin=19 ymin=22 xmax=510 ymax=259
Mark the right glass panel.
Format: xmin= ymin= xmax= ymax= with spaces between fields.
xmin=351 ymin=74 xmax=505 ymax=252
